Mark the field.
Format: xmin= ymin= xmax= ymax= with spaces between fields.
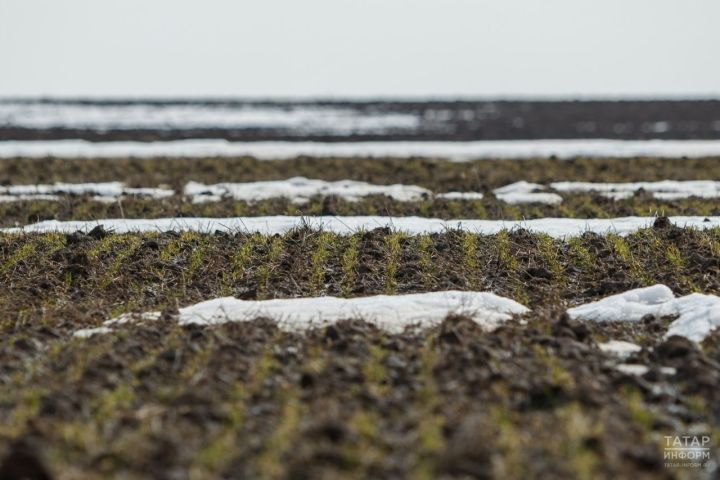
xmin=1 ymin=151 xmax=720 ymax=479
xmin=1 ymin=98 xmax=720 ymax=480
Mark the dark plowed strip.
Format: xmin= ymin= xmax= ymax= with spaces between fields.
xmin=3 ymin=194 xmax=720 ymax=228
xmin=1 ymin=224 xmax=718 ymax=332
xmin=1 ymin=156 xmax=720 ymax=189
xmin=1 ymin=316 xmax=719 ymax=478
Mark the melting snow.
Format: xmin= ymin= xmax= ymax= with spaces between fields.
xmin=73 ymin=291 xmax=528 ymax=336
xmin=0 ymin=194 xmax=61 ymax=203
xmin=493 ymin=181 xmax=563 ymax=205
xmin=615 ymin=364 xmax=676 ymax=376
xmin=184 ymin=178 xmax=432 ymax=204
xmin=4 ymin=139 xmax=720 ymax=160
xmin=5 ymin=216 xmax=720 ymax=238
xmin=177 ymin=291 xmax=529 ymax=333
xmin=568 ymin=285 xmax=720 ymax=342
xmin=70 ymin=285 xmax=720 ymax=343
xmin=0 ymin=182 xmax=173 ymax=199
xmin=551 ymin=180 xmax=720 ymax=201
xmin=185 ymin=178 xmax=489 ymax=204
xmin=597 ymin=340 xmax=642 ymax=358
xmin=435 ymin=191 xmax=485 ymax=201
xmin=615 ymin=364 xmax=650 ymax=376
xmin=73 ymin=327 xmax=113 ymax=338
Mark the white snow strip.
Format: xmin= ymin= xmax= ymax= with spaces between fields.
xmin=0 ymin=182 xmax=173 ymax=199
xmin=497 ymin=192 xmax=564 ymax=205
xmin=71 ymin=291 xmax=528 ymax=337
xmin=551 ymin=180 xmax=720 ymax=201
xmin=73 ymin=327 xmax=113 ymax=338
xmin=615 ymin=364 xmax=650 ymax=376
xmin=0 ymin=194 xmax=60 ymax=203
xmin=493 ymin=181 xmax=547 ymax=195
xmin=568 ymin=285 xmax=720 ymax=342
xmin=0 ymin=103 xmax=419 ymax=133
xmin=3 ymin=139 xmax=720 ymax=161
xmin=568 ymin=285 xmax=677 ymax=322
xmin=492 ymin=181 xmax=563 ymax=205
xmin=597 ymin=191 xmax=636 ymax=201
xmin=5 ymin=216 xmax=719 ymax=238
xmin=176 ymin=291 xmax=529 ymax=333
xmin=184 ymin=177 xmax=432 ymax=204
xmin=615 ymin=364 xmax=676 ymax=376
xmin=435 ymin=191 xmax=485 ymax=201
xmin=598 ymin=340 xmax=642 ymax=358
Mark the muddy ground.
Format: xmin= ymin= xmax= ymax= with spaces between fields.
xmin=2 ymin=155 xmax=720 ymax=189
xmin=1 ymin=156 xmax=720 ymax=479
xmin=1 ymin=220 xmax=720 ymax=328
xmin=3 ymin=99 xmax=720 ymax=141
xmin=3 ymin=193 xmax=720 ymax=229
xmin=2 ymin=156 xmax=720 ymax=228
xmin=0 ymin=223 xmax=719 ymax=478
xmin=2 ymin=314 xmax=720 ymax=480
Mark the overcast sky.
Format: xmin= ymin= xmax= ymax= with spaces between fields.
xmin=1 ymin=0 xmax=719 ymax=99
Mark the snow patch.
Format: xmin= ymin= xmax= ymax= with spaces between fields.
xmin=0 ymin=182 xmax=173 ymax=199
xmin=5 ymin=216 xmax=720 ymax=238
xmin=177 ymin=291 xmax=529 ymax=333
xmin=551 ymin=180 xmax=720 ymax=201
xmin=73 ymin=312 xmax=162 ymax=337
xmin=598 ymin=340 xmax=642 ymax=358
xmin=72 ymin=291 xmax=528 ymax=337
xmin=567 ymin=285 xmax=676 ymax=322
xmin=185 ymin=178 xmax=489 ymax=204
xmin=615 ymin=364 xmax=650 ymax=376
xmin=73 ymin=327 xmax=113 ymax=338
xmin=493 ymin=181 xmax=563 ymax=205
xmin=3 ymin=139 xmax=720 ymax=161
xmin=184 ymin=177 xmax=432 ymax=204
xmin=615 ymin=364 xmax=676 ymax=377
xmin=568 ymin=285 xmax=720 ymax=342
xmin=0 ymin=194 xmax=60 ymax=203
xmin=436 ymin=191 xmax=485 ymax=201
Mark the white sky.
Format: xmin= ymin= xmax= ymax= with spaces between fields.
xmin=1 ymin=0 xmax=719 ymax=99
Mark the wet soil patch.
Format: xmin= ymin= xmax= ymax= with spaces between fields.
xmin=1 ymin=314 xmax=718 ymax=478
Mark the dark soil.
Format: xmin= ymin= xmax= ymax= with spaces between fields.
xmin=4 ymin=156 xmax=720 ymax=229
xmin=0 ymin=314 xmax=717 ymax=479
xmin=1 ymin=156 xmax=720 ymax=190
xmin=1 ymin=154 xmax=720 ymax=478
xmin=1 ymin=225 xmax=718 ymax=332
xmin=3 ymin=193 xmax=720 ymax=229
